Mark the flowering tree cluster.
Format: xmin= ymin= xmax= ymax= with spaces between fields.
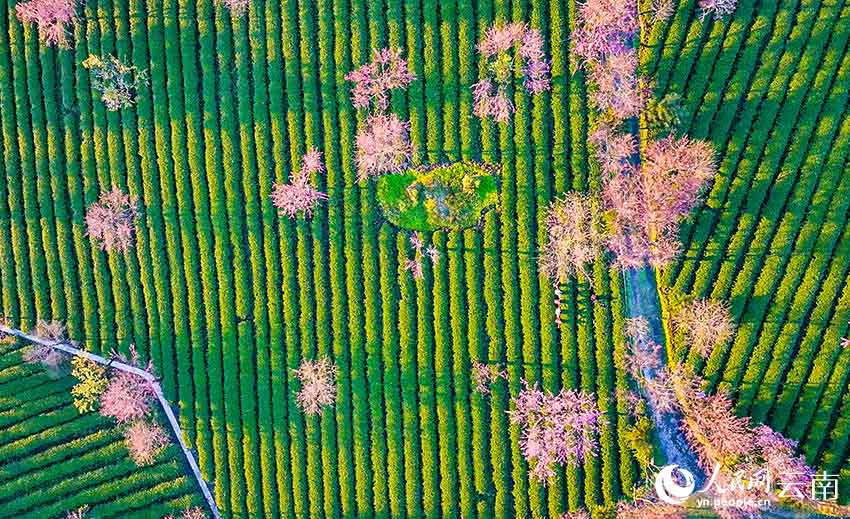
xmin=403 ymin=232 xmax=440 ymax=280
xmin=650 ymin=0 xmax=676 ymax=22
xmin=100 ymin=369 xmax=155 ymax=424
xmin=270 ymin=147 xmax=328 ymax=218
xmin=699 ymin=0 xmax=738 ymax=20
xmin=568 ymin=0 xmax=718 ymax=270
xmin=615 ymin=500 xmax=686 ymax=519
xmin=348 ymin=48 xmax=414 ymax=180
xmin=624 ymin=316 xmax=678 ymax=413
xmin=347 ymin=48 xmax=415 ymax=112
xmin=472 ymin=22 xmax=550 ymax=122
xmin=101 ymin=355 xmax=171 ymax=466
xmin=619 ymin=358 xmax=830 ymax=516
xmin=540 ymin=192 xmax=606 ymax=283
xmin=573 ymin=0 xmax=641 ymax=122
xmin=216 ymin=0 xmax=249 ymax=15
xmin=508 ymin=382 xmax=603 ymax=482
xmin=100 ymin=346 xmax=156 ymax=423
xmin=471 ymin=361 xmax=507 ymax=396
xmin=667 ymin=367 xmax=822 ymax=514
xmin=15 ymin=0 xmax=77 ymax=47
xmin=65 ymin=506 xmax=89 ymax=519
xmin=22 ymin=327 xmax=174 ymax=471
xmin=355 ymin=113 xmax=412 ymax=181
xmin=124 ymin=419 xmax=169 ymax=465
xmin=23 ymin=320 xmax=68 ymax=373
xmin=85 ymin=187 xmax=139 ymax=252
xmin=671 ymin=298 xmax=736 ymax=358
xmin=293 ymin=357 xmax=337 ymax=415
xmin=70 ymin=356 xmax=108 ymax=413
xmin=603 ymin=136 xmax=716 ymax=268
xmin=82 ymin=54 xmax=148 ymax=111
xmin=164 ymin=507 xmax=207 ymax=519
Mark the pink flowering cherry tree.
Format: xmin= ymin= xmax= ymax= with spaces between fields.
xmin=471 ymin=361 xmax=507 ymax=396
xmin=603 ymin=136 xmax=716 ymax=268
xmin=508 ymin=382 xmax=603 ymax=483
xmin=23 ymin=320 xmax=68 ymax=374
xmin=124 ymin=419 xmax=169 ymax=465
xmin=589 ymin=123 xmax=637 ymax=177
xmin=540 ymin=192 xmax=606 ymax=283
xmin=100 ymin=369 xmax=156 ymax=424
xmin=651 ymin=0 xmax=676 ymax=22
xmin=271 ymin=147 xmax=328 ymax=218
xmin=587 ymin=51 xmax=642 ymax=121
xmin=293 ymin=357 xmax=337 ymax=415
xmin=85 ymin=187 xmax=139 ymax=253
xmin=572 ymin=0 xmax=638 ymax=66
xmin=65 ymin=506 xmax=89 ymax=519
xmin=15 ymin=0 xmax=77 ymax=48
xmin=346 ymin=47 xmax=415 ymax=112
xmin=354 ymin=113 xmax=412 ymax=181
xmin=615 ymin=501 xmax=687 ymax=519
xmin=347 ymin=48 xmax=416 ymax=181
xmin=216 ymin=0 xmax=249 ymax=15
xmin=472 ymin=22 xmax=551 ymax=122
xmin=623 ymin=316 xmax=679 ymax=413
xmin=671 ymin=298 xmax=736 ymax=359
xmin=623 ymin=317 xmax=662 ymax=378
xmin=100 ymin=346 xmax=156 ymax=424
xmin=165 ymin=507 xmax=207 ymax=519
xmin=699 ymin=0 xmax=737 ymax=20
xmin=403 ymin=232 xmax=440 ymax=280
xmin=559 ymin=511 xmax=592 ymax=519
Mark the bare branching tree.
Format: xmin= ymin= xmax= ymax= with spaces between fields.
xmin=540 ymin=192 xmax=606 ymax=283
xmin=293 ymin=357 xmax=337 ymax=415
xmin=671 ymin=298 xmax=735 ymax=358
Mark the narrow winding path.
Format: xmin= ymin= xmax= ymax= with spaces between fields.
xmin=622 ymin=266 xmax=706 ymax=485
xmin=0 ymin=324 xmax=222 ymax=519
xmin=622 ymin=270 xmax=835 ymax=519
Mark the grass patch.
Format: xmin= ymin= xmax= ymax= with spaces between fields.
xmin=376 ymin=161 xmax=499 ymax=231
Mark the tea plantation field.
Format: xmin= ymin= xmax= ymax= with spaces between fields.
xmin=0 ymin=0 xmax=637 ymax=516
xmin=1 ymin=0 xmax=849 ymax=516
xmin=0 ymin=342 xmax=205 ymax=517
xmin=650 ymin=0 xmax=850 ymax=490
